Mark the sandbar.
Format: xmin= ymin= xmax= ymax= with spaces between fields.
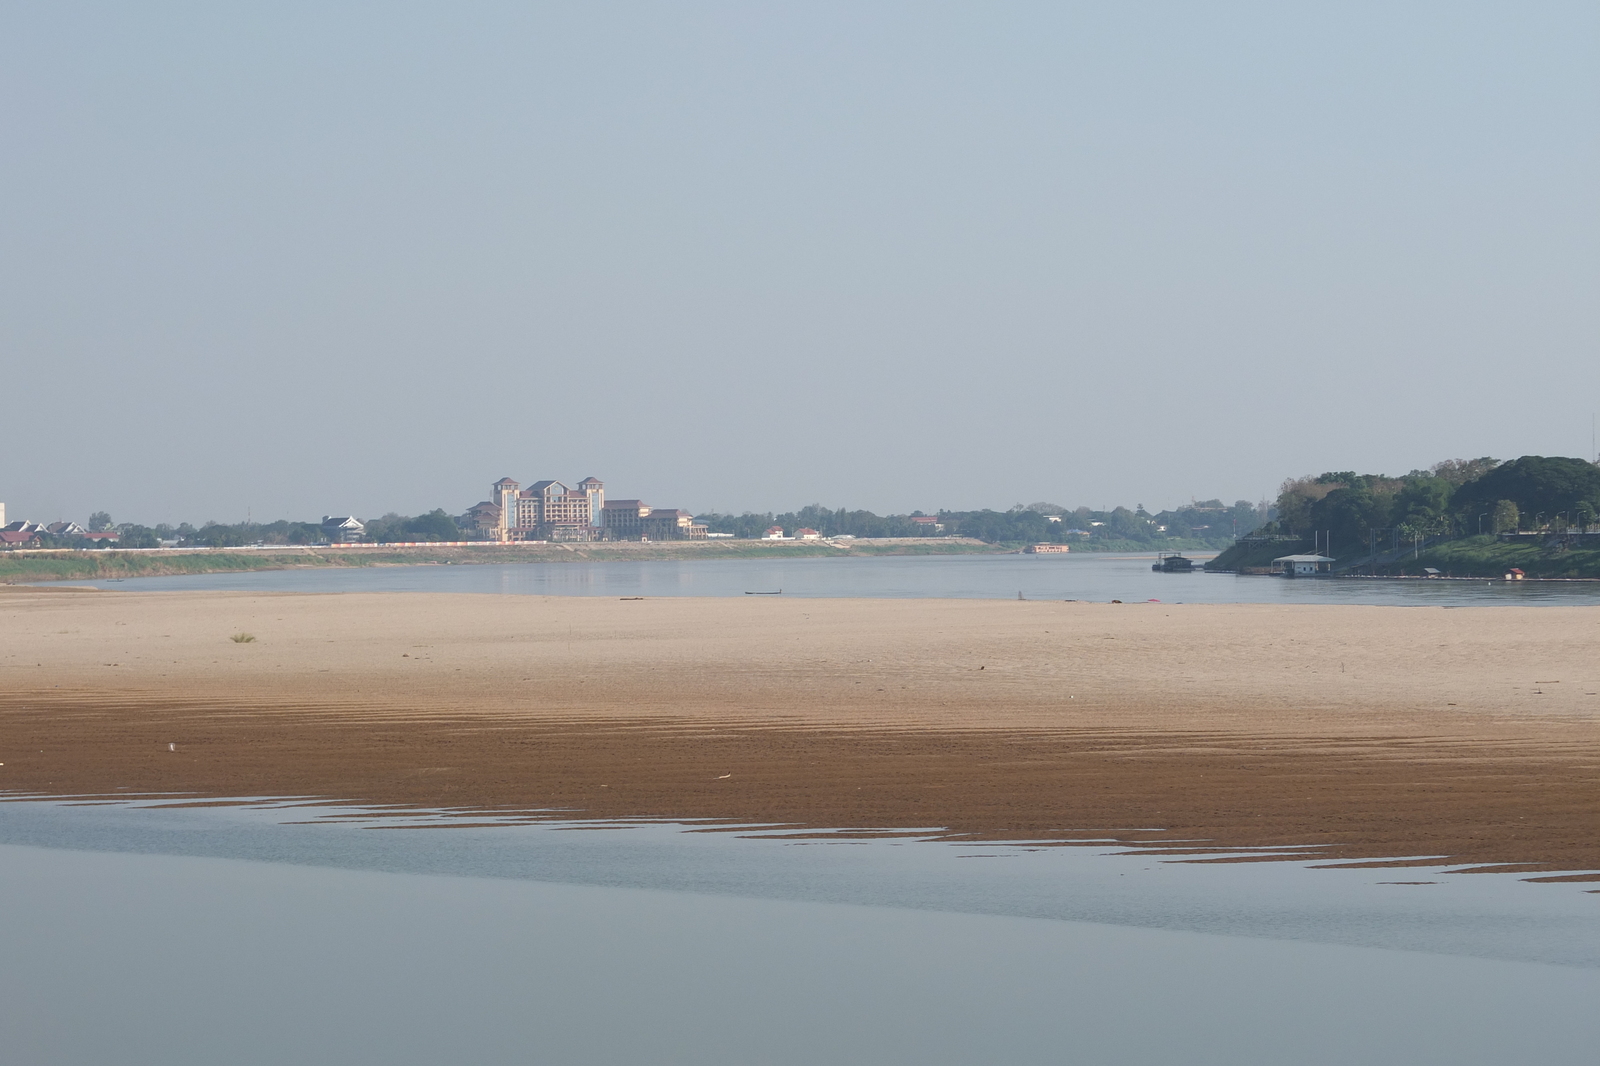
xmin=2 ymin=588 xmax=1597 ymax=876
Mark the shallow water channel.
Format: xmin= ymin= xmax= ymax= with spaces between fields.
xmin=1 ymin=796 xmax=1596 ymax=1065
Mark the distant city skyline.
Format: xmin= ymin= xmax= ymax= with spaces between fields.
xmin=4 ymin=4 xmax=1595 ymax=525
xmin=0 ymin=481 xmax=1271 ymax=531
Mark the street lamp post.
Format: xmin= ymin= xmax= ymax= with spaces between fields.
xmin=1478 ymin=513 xmax=1488 ymax=536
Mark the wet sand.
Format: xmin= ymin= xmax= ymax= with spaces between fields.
xmin=2 ymin=588 xmax=1598 ymax=875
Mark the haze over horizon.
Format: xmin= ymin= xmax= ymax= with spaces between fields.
xmin=4 ymin=3 xmax=1596 ymax=526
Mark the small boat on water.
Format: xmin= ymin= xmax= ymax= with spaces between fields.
xmin=744 ymin=589 xmax=783 ymax=595
xmin=1152 ymin=552 xmax=1195 ymax=573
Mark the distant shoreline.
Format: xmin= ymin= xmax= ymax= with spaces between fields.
xmin=0 ymin=538 xmax=1234 ymax=585
xmin=2 ymin=538 xmax=1016 ymax=584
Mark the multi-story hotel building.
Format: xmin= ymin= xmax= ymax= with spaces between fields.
xmin=472 ymin=475 xmax=704 ymax=542
xmin=480 ymin=476 xmax=602 ymax=541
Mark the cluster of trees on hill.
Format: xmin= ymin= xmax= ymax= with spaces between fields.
xmin=697 ymin=499 xmax=1271 ymax=548
xmin=1264 ymin=456 xmax=1600 ymax=550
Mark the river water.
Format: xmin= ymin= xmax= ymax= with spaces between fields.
xmin=55 ymin=550 xmax=1600 ymax=604
xmin=0 ymin=796 xmax=1596 ymax=1066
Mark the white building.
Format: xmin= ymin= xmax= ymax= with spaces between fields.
xmin=1273 ymin=553 xmax=1335 ymax=577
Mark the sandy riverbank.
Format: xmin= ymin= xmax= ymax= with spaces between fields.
xmin=2 ymin=588 xmax=1598 ymax=875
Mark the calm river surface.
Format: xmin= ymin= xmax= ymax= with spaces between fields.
xmin=59 ymin=551 xmax=1600 ymax=604
xmin=1 ymin=797 xmax=1596 ymax=1066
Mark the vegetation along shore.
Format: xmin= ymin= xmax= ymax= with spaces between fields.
xmin=0 ymin=538 xmax=1005 ymax=585
xmin=1209 ymin=455 xmax=1600 ymax=578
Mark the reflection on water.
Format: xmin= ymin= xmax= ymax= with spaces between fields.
xmin=3 ymin=844 xmax=1596 ymax=1066
xmin=48 ymin=551 xmax=1600 ymax=605
xmin=2 ymin=798 xmax=1597 ymax=1066
xmin=1 ymin=793 xmax=1595 ymax=968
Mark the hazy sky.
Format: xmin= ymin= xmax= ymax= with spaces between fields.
xmin=3 ymin=3 xmax=1596 ymax=525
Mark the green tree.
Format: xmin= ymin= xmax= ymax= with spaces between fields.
xmin=406 ymin=509 xmax=461 ymax=541
xmin=1430 ymin=457 xmax=1500 ymax=486
xmin=87 ymin=511 xmax=113 ymax=531
xmin=361 ymin=513 xmax=408 ymax=543
xmin=1491 ymin=499 xmax=1520 ymax=534
xmin=190 ymin=522 xmax=251 ymax=547
xmin=1274 ymin=477 xmax=1341 ymax=534
xmin=1308 ymin=487 xmax=1391 ymax=551
xmin=1453 ymin=456 xmax=1600 ymax=524
xmin=1393 ymin=477 xmax=1454 ymax=535
xmin=114 ymin=524 xmax=161 ymax=549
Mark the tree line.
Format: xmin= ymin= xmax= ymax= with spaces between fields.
xmin=48 ymin=500 xmax=1272 ymax=551
xmin=1265 ymin=455 xmax=1600 ymax=551
xmin=33 ymin=509 xmax=468 ymax=549
xmin=698 ymin=499 xmax=1271 ymax=548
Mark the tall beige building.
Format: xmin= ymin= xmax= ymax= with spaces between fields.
xmin=470 ymin=475 xmax=704 ymax=541
xmin=477 ymin=476 xmax=604 ymax=541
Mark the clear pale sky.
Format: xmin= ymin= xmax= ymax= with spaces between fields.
xmin=3 ymin=3 xmax=1596 ymax=525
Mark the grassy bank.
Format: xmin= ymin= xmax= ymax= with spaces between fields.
xmin=1376 ymin=535 xmax=1600 ymax=579
xmin=0 ymin=550 xmax=351 ymax=584
xmin=1205 ymin=538 xmax=1312 ymax=572
xmin=1206 ymin=532 xmax=1600 ymax=579
xmin=1 ymin=538 xmax=1011 ymax=584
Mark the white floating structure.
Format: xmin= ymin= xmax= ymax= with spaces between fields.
xmin=1273 ymin=553 xmax=1335 ymax=577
